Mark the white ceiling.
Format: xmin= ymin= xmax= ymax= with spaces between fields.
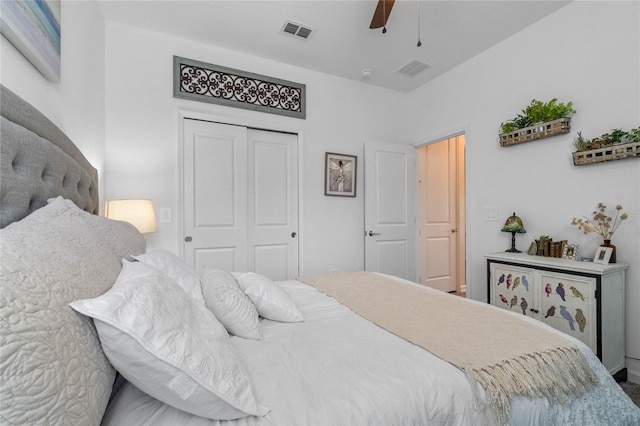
xmin=97 ymin=0 xmax=570 ymax=93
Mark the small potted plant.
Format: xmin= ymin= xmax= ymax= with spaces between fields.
xmin=499 ymin=98 xmax=576 ymax=147
xmin=572 ymin=127 xmax=640 ymax=166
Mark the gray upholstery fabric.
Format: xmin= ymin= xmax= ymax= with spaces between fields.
xmin=0 ymin=197 xmax=144 ymax=425
xmin=0 ymin=85 xmax=99 ymax=227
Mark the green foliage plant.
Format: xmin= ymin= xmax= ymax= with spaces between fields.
xmin=524 ymin=98 xmax=575 ymax=123
xmin=500 ymin=98 xmax=576 ymax=134
xmin=573 ymin=127 xmax=640 ymax=152
xmin=573 ymin=131 xmax=589 ymax=151
xmin=623 ymin=128 xmax=640 ymax=143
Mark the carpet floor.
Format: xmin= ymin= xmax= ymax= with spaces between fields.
xmin=620 ymin=381 xmax=640 ymax=408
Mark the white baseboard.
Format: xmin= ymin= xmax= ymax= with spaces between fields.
xmin=626 ymin=357 xmax=640 ymax=384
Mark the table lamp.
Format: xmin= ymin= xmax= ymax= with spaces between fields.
xmin=105 ymin=199 xmax=157 ymax=233
xmin=501 ymin=212 xmax=526 ymax=253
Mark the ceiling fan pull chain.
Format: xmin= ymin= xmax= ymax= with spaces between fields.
xmin=417 ymin=1 xmax=422 ymax=47
xmin=382 ymin=0 xmax=387 ymax=33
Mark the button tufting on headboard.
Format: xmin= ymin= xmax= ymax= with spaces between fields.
xmin=0 ymin=85 xmax=99 ymax=227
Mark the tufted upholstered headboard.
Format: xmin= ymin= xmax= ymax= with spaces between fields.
xmin=0 ymin=85 xmax=99 ymax=228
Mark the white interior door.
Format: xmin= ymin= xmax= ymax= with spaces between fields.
xmin=364 ymin=142 xmax=416 ymax=281
xmin=247 ymin=129 xmax=299 ymax=280
xmin=183 ymin=120 xmax=299 ymax=279
xmin=183 ymin=119 xmax=247 ymax=275
xmin=418 ymin=138 xmax=457 ymax=292
xmin=418 ymin=135 xmax=465 ymax=293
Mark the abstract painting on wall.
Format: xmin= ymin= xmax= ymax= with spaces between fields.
xmin=1 ymin=0 xmax=61 ymax=82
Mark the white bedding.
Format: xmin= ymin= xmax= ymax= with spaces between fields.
xmin=102 ymin=278 xmax=640 ymax=426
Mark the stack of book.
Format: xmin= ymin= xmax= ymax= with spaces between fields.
xmin=528 ymin=236 xmax=567 ymax=258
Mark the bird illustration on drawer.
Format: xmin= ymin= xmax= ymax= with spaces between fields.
xmin=556 ymin=283 xmax=566 ymax=301
xmin=570 ymin=286 xmax=585 ymax=301
xmin=575 ymin=309 xmax=587 ymax=333
xmin=559 ymin=305 xmax=575 ymax=331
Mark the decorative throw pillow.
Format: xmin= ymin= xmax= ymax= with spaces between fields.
xmin=70 ymin=261 xmax=269 ymax=420
xmin=133 ymin=248 xmax=204 ymax=304
xmin=1 ymin=197 xmax=120 ymax=425
xmin=201 ymin=269 xmax=262 ymax=340
xmin=49 ymin=197 xmax=146 ymax=261
xmin=232 ymin=272 xmax=304 ymax=323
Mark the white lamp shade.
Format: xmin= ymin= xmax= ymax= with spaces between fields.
xmin=105 ymin=199 xmax=157 ymax=233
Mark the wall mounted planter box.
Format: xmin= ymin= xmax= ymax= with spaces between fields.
xmin=499 ymin=117 xmax=571 ymax=147
xmin=572 ymin=141 xmax=640 ymax=166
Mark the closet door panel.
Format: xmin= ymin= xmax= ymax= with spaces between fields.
xmin=248 ymin=129 xmax=299 ymax=281
xmin=183 ymin=119 xmax=248 ymax=275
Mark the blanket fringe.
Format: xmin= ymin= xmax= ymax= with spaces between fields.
xmin=466 ymin=346 xmax=599 ymax=425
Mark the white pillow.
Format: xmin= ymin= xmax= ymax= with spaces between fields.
xmin=48 ymin=197 xmax=146 ymax=261
xmin=1 ymin=197 xmax=119 ymax=425
xmin=201 ymin=269 xmax=262 ymax=340
xmin=232 ymin=272 xmax=304 ymax=323
xmin=133 ymin=248 xmax=204 ymax=304
xmin=70 ymin=261 xmax=269 ymax=420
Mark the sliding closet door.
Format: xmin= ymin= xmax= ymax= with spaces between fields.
xmin=183 ymin=119 xmax=299 ymax=279
xmin=247 ymin=129 xmax=298 ymax=281
xmin=183 ymin=119 xmax=248 ymax=274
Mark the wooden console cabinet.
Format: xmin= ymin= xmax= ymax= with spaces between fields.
xmin=486 ymin=252 xmax=628 ymax=379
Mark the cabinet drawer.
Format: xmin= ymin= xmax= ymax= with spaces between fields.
xmin=490 ymin=264 xmax=535 ymax=317
xmin=538 ymin=271 xmax=596 ymax=351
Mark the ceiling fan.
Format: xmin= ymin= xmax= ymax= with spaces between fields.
xmin=369 ymin=0 xmax=395 ymax=32
xmin=370 ymin=0 xmax=423 ymax=47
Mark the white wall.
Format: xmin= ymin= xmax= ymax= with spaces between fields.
xmin=407 ymin=1 xmax=640 ymax=380
xmin=0 ymin=1 xmax=106 ymax=199
xmin=103 ymin=21 xmax=408 ymax=277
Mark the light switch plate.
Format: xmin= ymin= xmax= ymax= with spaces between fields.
xmin=159 ymin=208 xmax=172 ymax=223
xmin=484 ymin=207 xmax=499 ymax=222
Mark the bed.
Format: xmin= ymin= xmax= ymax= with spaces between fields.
xmin=1 ymin=83 xmax=639 ymax=426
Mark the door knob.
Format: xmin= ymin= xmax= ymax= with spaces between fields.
xmin=291 ymin=232 xmax=297 ymax=238
xmin=368 ymin=230 xmax=381 ymax=237
xmin=185 ymin=236 xmax=192 ymax=242
xmin=451 ymin=228 xmax=457 ymax=233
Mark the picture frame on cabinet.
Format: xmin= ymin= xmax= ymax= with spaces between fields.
xmin=594 ymin=246 xmax=613 ymax=264
xmin=325 ymin=152 xmax=357 ymax=197
xmin=562 ymin=244 xmax=579 ymax=260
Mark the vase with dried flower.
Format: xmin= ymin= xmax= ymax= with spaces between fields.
xmin=571 ymin=203 xmax=628 ymax=263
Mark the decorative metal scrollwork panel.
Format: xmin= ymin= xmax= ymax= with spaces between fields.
xmin=173 ymin=56 xmax=306 ymax=119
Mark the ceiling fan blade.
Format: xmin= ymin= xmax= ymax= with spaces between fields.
xmin=369 ymin=0 xmax=395 ymax=29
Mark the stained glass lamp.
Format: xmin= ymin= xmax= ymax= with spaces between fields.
xmin=501 ymin=212 xmax=526 ymax=253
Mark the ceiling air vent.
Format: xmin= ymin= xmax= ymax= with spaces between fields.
xmin=395 ymin=60 xmax=430 ymax=77
xmin=280 ymin=20 xmax=315 ymax=40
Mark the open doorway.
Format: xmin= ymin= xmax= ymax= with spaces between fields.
xmin=417 ymin=135 xmax=466 ymax=295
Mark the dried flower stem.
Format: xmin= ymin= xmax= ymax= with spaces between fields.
xmin=571 ymin=203 xmax=628 ymax=240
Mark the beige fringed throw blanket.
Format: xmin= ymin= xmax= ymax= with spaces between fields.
xmin=297 ymin=272 xmax=598 ymax=425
